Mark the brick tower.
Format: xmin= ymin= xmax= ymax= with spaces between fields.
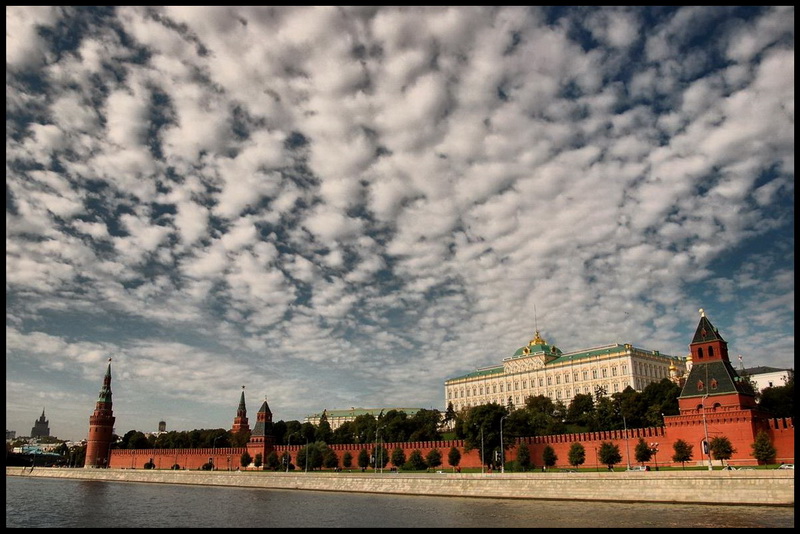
xmin=668 ymin=309 xmax=768 ymax=468
xmin=247 ymin=396 xmax=275 ymax=463
xmin=231 ymin=386 xmax=250 ymax=434
xmin=85 ymin=358 xmax=116 ymax=468
xmin=678 ymin=309 xmax=758 ymax=414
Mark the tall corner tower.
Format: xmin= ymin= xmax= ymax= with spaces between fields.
xmin=678 ymin=309 xmax=757 ymax=413
xmin=85 ymin=358 xmax=116 ymax=468
xmin=231 ymin=386 xmax=250 ymax=434
xmin=247 ymin=396 xmax=275 ymax=462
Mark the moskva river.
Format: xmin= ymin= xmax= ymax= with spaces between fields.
xmin=6 ymin=477 xmax=794 ymax=528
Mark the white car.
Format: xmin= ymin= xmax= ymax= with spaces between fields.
xmin=778 ymin=463 xmax=794 ymax=470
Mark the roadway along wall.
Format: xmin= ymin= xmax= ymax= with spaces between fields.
xmin=7 ymin=468 xmax=793 ymax=506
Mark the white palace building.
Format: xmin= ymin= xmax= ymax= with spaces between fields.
xmin=445 ymin=329 xmax=688 ymax=412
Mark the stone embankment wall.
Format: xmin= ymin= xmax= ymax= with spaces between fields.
xmin=7 ymin=467 xmax=794 ymax=506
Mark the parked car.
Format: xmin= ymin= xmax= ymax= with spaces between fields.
xmin=778 ymin=463 xmax=794 ymax=470
xmin=626 ymin=465 xmax=650 ymax=471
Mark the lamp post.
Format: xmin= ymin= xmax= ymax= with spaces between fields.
xmin=213 ymin=435 xmax=223 ymax=471
xmin=701 ymin=365 xmax=713 ymax=471
xmin=305 ymin=438 xmax=309 ymax=473
xmin=500 ymin=414 xmax=508 ymax=474
xmin=650 ymin=442 xmax=659 ymax=471
xmin=619 ymin=404 xmax=631 ymax=469
xmin=286 ymin=434 xmax=292 ymax=473
xmin=480 ymin=425 xmax=485 ymax=474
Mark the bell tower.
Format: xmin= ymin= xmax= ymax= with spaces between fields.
xmin=85 ymin=359 xmax=116 ymax=468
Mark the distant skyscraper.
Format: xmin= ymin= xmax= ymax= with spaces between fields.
xmin=30 ymin=408 xmax=50 ymax=438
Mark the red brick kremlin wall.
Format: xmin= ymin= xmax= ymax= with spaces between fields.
xmin=108 ymin=417 xmax=793 ymax=470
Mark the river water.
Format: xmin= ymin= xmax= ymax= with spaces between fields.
xmin=6 ymin=477 xmax=794 ymax=528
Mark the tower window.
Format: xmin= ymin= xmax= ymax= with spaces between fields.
xmin=697 ymin=347 xmax=703 ymax=359
xmin=708 ymin=346 xmax=714 ymax=357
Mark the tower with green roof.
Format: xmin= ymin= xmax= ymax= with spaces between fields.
xmin=85 ymin=358 xmax=116 ymax=468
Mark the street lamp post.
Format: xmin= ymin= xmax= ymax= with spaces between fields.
xmin=500 ymin=415 xmax=508 ymax=474
xmin=305 ymin=438 xmax=309 ymax=473
xmin=286 ymin=434 xmax=292 ymax=473
xmin=480 ymin=426 xmax=485 ymax=474
xmin=650 ymin=442 xmax=659 ymax=471
xmin=213 ymin=435 xmax=223 ymax=471
xmin=620 ymin=408 xmax=631 ymax=469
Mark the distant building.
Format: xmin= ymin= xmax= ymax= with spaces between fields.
xmin=305 ymin=407 xmax=425 ymax=431
xmin=30 ymin=409 xmax=50 ymax=438
xmin=158 ymin=420 xmax=166 ymax=432
xmin=6 ymin=430 xmax=16 ymax=441
xmin=742 ymin=366 xmax=794 ymax=392
xmin=445 ymin=330 xmax=687 ymax=413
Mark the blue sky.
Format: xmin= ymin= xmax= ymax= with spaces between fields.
xmin=6 ymin=6 xmax=794 ymax=441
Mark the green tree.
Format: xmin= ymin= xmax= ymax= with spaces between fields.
xmin=240 ymin=451 xmax=252 ymax=468
xmin=342 ymin=451 xmax=353 ymax=469
xmin=323 ymin=447 xmax=339 ymax=469
xmin=568 ymin=442 xmax=586 ymax=469
xmin=408 ymin=409 xmax=443 ymax=442
xmin=458 ymin=403 xmax=508 ymax=467
xmin=598 ymin=441 xmax=622 ymax=471
xmin=709 ymin=436 xmax=736 ymax=467
xmin=407 ymin=449 xmax=427 ymax=471
xmin=448 ymin=446 xmax=461 ymax=472
xmin=266 ymin=451 xmax=280 ymax=470
xmin=371 ymin=445 xmax=389 ymax=469
xmin=634 ymin=438 xmax=653 ymax=465
xmin=352 ymin=414 xmax=377 ymax=444
xmin=542 ymin=445 xmax=558 ymax=470
xmin=391 ymin=447 xmax=406 ymax=469
xmin=332 ymin=421 xmax=356 ymax=445
xmin=443 ymin=402 xmax=457 ymax=429
xmin=315 ymin=411 xmax=333 ymax=444
xmin=426 ymin=448 xmax=442 ymax=470
xmin=750 ymin=430 xmax=777 ymax=465
xmin=254 ymin=453 xmax=263 ymax=469
xmin=758 ymin=376 xmax=794 ymax=418
xmin=671 ymin=439 xmax=693 ymax=469
xmin=357 ymin=448 xmax=370 ymax=470
xmin=566 ymin=393 xmax=595 ymax=427
xmin=516 ymin=442 xmax=531 ymax=471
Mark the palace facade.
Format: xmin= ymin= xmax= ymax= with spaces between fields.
xmin=445 ymin=330 xmax=687 ymax=412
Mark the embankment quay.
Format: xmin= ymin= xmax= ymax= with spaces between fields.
xmin=7 ymin=468 xmax=793 ymax=506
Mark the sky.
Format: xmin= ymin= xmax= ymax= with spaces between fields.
xmin=6 ymin=6 xmax=794 ymax=442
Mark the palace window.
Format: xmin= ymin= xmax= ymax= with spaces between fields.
xmin=523 ymin=380 xmax=527 ymax=389
xmin=547 ymin=377 xmax=552 ymax=385
xmin=582 ymin=371 xmax=588 ymax=380
xmin=622 ymin=365 xmax=627 ymax=374
xmin=539 ymin=378 xmax=543 ymax=387
xmin=500 ymin=384 xmax=504 ymax=392
xmin=602 ymin=368 xmax=607 ymax=378
xmin=612 ymin=367 xmax=617 ymax=376
xmin=493 ymin=385 xmax=497 ymax=393
xmin=574 ymin=372 xmax=578 ymax=382
xmin=556 ymin=376 xmax=561 ymax=384
xmin=592 ymin=370 xmax=598 ymax=379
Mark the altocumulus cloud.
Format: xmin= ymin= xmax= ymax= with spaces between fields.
xmin=6 ymin=6 xmax=794 ymax=440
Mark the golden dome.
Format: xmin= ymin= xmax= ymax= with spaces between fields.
xmin=530 ymin=330 xmax=546 ymax=346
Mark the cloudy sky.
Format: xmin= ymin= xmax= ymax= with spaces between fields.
xmin=6 ymin=6 xmax=794 ymax=441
